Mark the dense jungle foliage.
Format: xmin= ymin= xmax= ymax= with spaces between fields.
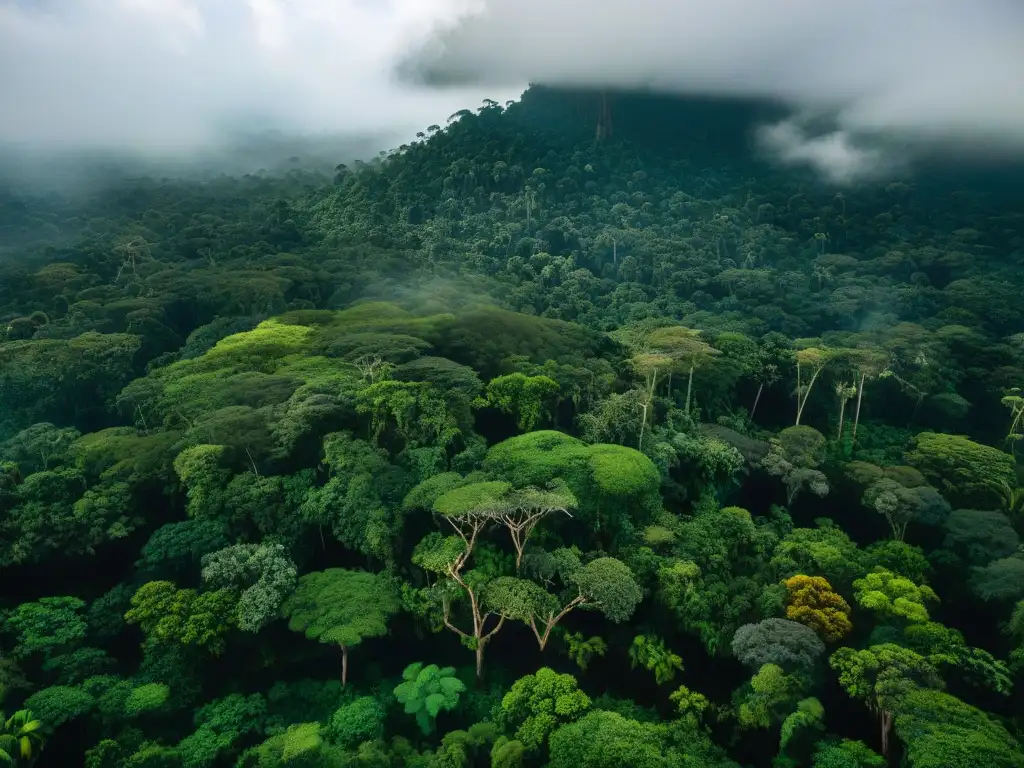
xmin=1 ymin=86 xmax=1023 ymax=768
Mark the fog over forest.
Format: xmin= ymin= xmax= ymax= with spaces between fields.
xmin=1 ymin=3 xmax=1024 ymax=768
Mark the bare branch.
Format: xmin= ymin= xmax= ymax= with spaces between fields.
xmin=441 ymin=597 xmax=471 ymax=640
xmin=481 ymin=613 xmax=507 ymax=643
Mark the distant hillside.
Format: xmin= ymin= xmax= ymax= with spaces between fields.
xmin=310 ymin=85 xmax=1024 ymax=332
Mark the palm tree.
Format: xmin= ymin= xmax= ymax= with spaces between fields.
xmin=0 ymin=710 xmax=46 ymax=765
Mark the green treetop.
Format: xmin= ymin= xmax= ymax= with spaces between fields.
xmin=852 ymin=569 xmax=938 ymax=625
xmin=393 ymin=662 xmax=466 ymax=735
xmin=281 ymin=568 xmax=399 ymax=687
xmin=905 ymin=432 xmax=1016 ymax=509
xmin=830 ymin=644 xmax=942 ymax=757
xmin=4 ymin=597 xmax=86 ymax=660
xmin=497 ymin=667 xmax=591 ymax=753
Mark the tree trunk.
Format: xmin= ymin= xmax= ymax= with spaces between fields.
xmin=638 ymin=401 xmax=648 ymax=452
xmin=475 ymin=641 xmax=485 ymax=681
xmin=852 ymin=372 xmax=865 ymax=445
xmin=837 ymin=395 xmax=847 ymax=440
xmin=751 ymin=382 xmax=764 ymax=421
xmin=341 ymin=644 xmax=349 ymax=687
xmin=796 ymin=369 xmax=820 ymax=426
xmin=530 ymin=597 xmax=585 ymax=653
xmin=796 ymin=362 xmax=802 ymax=423
xmin=880 ymin=709 xmax=892 ymax=757
xmin=685 ymin=364 xmax=695 ymax=416
xmin=537 ymin=630 xmax=550 ymax=652
xmin=638 ymin=370 xmax=657 ymax=451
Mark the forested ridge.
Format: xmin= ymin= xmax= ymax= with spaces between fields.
xmin=0 ymin=86 xmax=1022 ymax=767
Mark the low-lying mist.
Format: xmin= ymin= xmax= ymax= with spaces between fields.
xmin=0 ymin=131 xmax=396 ymax=196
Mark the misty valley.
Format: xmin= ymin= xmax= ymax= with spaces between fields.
xmin=1 ymin=86 xmax=1023 ymax=768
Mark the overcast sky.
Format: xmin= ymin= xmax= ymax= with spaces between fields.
xmin=0 ymin=0 xmax=518 ymax=155
xmin=2 ymin=0 xmax=1022 ymax=181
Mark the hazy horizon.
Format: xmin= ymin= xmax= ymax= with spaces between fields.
xmin=1 ymin=0 xmax=1022 ymax=184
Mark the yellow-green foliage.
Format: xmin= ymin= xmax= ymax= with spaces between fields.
xmin=481 ymin=372 xmax=560 ymax=430
xmin=117 ymin=316 xmax=370 ymax=452
xmin=784 ymin=575 xmax=853 ymax=642
xmin=483 ymin=431 xmax=662 ymax=541
xmin=124 ymin=581 xmax=236 ymax=654
xmin=587 ymin=443 xmax=661 ymax=496
xmin=320 ymin=301 xmax=454 ymax=335
xmin=124 ymin=683 xmax=170 ymax=717
xmin=198 ymin=320 xmax=313 ymax=373
xmin=853 ymin=569 xmax=938 ymax=623
xmin=433 ymin=481 xmax=513 ymax=517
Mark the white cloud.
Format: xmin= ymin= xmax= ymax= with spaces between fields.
xmin=755 ymin=120 xmax=896 ymax=185
xmin=403 ymin=0 xmax=1024 ymax=180
xmin=0 ymin=0 xmax=518 ymax=156
xmin=3 ymin=0 xmax=1022 ymax=181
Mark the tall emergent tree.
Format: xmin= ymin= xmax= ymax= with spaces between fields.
xmin=431 ymin=481 xmax=576 ymax=571
xmin=646 ymin=326 xmax=721 ymax=417
xmin=630 ymin=350 xmax=672 ymax=451
xmin=281 ymin=568 xmax=399 ymax=687
xmin=490 ymin=549 xmax=643 ymax=651
xmin=830 ymin=644 xmax=942 ymax=757
xmin=793 ymin=344 xmax=835 ymax=425
xmin=847 ymin=347 xmax=889 ymax=445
